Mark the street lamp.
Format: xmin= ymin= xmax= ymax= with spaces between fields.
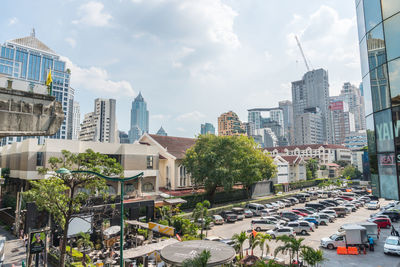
xmin=56 ymin=168 xmax=143 ymax=267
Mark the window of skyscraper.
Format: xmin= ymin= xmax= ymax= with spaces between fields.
xmin=356 ymin=0 xmax=366 ymax=42
xmin=381 ymin=0 xmax=400 ymax=20
xmin=374 ymin=109 xmax=395 ymax=152
xmin=360 ymin=36 xmax=369 ymax=78
xmin=388 ymin=58 xmax=400 ymax=106
xmin=362 ymin=0 xmax=382 ymax=32
xmin=363 ymin=73 xmax=373 ymax=116
xmin=367 ymin=24 xmax=386 ymax=71
xmin=370 ymin=63 xmax=390 ymax=111
xmin=377 ymin=153 xmax=399 ymax=200
xmin=384 ymin=13 xmax=400 ymax=62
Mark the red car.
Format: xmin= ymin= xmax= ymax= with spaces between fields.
xmin=291 ymin=210 xmax=308 ymax=217
xmin=339 ymin=196 xmax=354 ymax=201
xmin=369 ymin=217 xmax=392 ymax=228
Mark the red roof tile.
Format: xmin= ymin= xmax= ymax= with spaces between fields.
xmin=281 ymin=155 xmax=301 ymax=164
xmin=264 ymin=144 xmax=348 ymax=153
xmin=149 ymin=134 xmax=196 ymax=159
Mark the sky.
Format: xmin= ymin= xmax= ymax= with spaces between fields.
xmin=0 ymin=0 xmax=362 ymax=138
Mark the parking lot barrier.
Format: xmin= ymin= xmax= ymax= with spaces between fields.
xmin=337 ymin=246 xmax=348 ymax=255
xmin=347 ymin=247 xmax=359 ymax=255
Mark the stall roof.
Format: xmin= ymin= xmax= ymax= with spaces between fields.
xmin=116 ymin=238 xmax=179 ymax=259
xmin=164 ymin=198 xmax=187 ymax=205
xmin=126 ymin=220 xmax=149 ymax=229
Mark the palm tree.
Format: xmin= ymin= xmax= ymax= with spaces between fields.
xmin=275 ymin=236 xmax=311 ymax=264
xmin=232 ymin=231 xmax=248 ymax=259
xmin=300 ymin=247 xmax=325 ymax=267
xmin=254 ymin=260 xmax=285 ymax=267
xmin=192 ymin=200 xmax=210 ymax=239
xmin=258 ymin=233 xmax=272 ymax=258
xmin=76 ymin=232 xmax=93 ymax=266
xmin=182 ymin=249 xmax=211 ymax=267
xmin=274 ymin=236 xmax=295 ymax=264
xmin=250 ymin=234 xmax=260 ymax=256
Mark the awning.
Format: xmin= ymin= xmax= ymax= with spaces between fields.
xmin=126 ymin=220 xmax=149 ymax=229
xmin=164 ymin=198 xmax=187 ymax=205
xmin=116 ymin=238 xmax=179 ymax=259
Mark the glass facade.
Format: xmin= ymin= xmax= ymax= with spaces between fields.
xmin=0 ymin=33 xmax=73 ymax=145
xmin=356 ymin=0 xmax=400 ymax=199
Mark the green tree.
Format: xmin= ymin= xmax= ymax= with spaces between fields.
xmin=76 ymin=232 xmax=93 ymax=266
xmin=258 ymin=233 xmax=272 ymax=258
xmin=254 ymin=260 xmax=285 ymax=267
xmin=191 ymin=200 xmax=210 ymax=239
xmin=183 ymin=135 xmax=276 ymax=203
xmin=306 ymin=158 xmax=319 ymax=180
xmin=182 ymin=249 xmax=211 ymax=267
xmin=342 ymin=165 xmax=362 ymax=180
xmin=274 ymin=236 xmax=310 ymax=264
xmin=300 ymin=247 xmax=325 ymax=267
xmin=334 ymin=160 xmax=349 ymax=168
xmin=24 ymin=149 xmax=123 ymax=267
xmin=232 ymin=231 xmax=248 ymax=259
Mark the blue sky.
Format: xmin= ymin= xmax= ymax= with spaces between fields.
xmin=1 ymin=0 xmax=361 ymax=137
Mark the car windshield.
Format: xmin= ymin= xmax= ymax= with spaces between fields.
xmin=330 ymin=234 xmax=339 ymax=240
xmin=386 ymin=239 xmax=399 ymax=245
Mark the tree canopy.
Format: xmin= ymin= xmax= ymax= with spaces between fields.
xmin=183 ymin=135 xmax=276 ymax=201
xmin=306 ymin=158 xmax=319 ymax=180
xmin=24 ymin=149 xmax=123 ymax=266
xmin=342 ymin=165 xmax=362 ymax=180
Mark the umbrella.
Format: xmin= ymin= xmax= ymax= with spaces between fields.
xmin=103 ymin=226 xmax=121 ymax=236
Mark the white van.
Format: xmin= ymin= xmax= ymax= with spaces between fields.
xmin=245 ymin=203 xmax=265 ymax=216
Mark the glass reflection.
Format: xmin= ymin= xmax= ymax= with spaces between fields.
xmin=356 ymin=0 xmax=365 ymax=42
xmin=366 ymin=114 xmax=376 ymax=155
xmin=384 ymin=13 xmax=400 ymax=62
xmin=363 ymin=0 xmax=382 ymax=32
xmin=370 ymin=64 xmax=390 ymax=111
xmin=360 ymin=36 xmax=369 ymax=78
xmin=392 ymin=106 xmax=400 ymax=150
xmin=378 ymin=153 xmax=399 ymax=200
xmin=389 ymin=58 xmax=400 ymax=106
xmin=381 ymin=0 xmax=400 ymax=20
xmin=363 ymin=74 xmax=373 ymax=116
xmin=367 ymin=24 xmax=386 ymax=70
xmin=374 ymin=109 xmax=394 ymax=152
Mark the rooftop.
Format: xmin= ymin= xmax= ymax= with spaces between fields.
xmin=8 ymin=32 xmax=56 ymax=55
xmin=264 ymin=144 xmax=348 ymax=153
xmin=148 ymin=134 xmax=196 ymax=159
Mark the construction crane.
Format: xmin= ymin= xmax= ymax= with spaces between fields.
xmin=295 ymin=35 xmax=310 ymax=72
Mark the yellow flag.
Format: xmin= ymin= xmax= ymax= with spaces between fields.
xmin=46 ymin=69 xmax=53 ymax=86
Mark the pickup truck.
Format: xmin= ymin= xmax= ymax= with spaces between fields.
xmin=321 ymin=224 xmax=368 ymax=249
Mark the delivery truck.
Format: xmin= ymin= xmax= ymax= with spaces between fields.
xmin=320 ymin=224 xmax=368 ymax=249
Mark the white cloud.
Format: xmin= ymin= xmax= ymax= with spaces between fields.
xmin=8 ymin=17 xmax=18 ymax=26
xmin=176 ymin=111 xmax=205 ymax=121
xmin=264 ymin=51 xmax=272 ymax=61
xmin=72 ymin=1 xmax=112 ymax=27
xmin=172 ymin=47 xmax=195 ymax=68
xmin=65 ymin=37 xmax=76 ymax=48
xmin=60 ymin=56 xmax=135 ymax=97
xmin=176 ymin=127 xmax=186 ymax=132
xmin=151 ymin=114 xmax=171 ymax=120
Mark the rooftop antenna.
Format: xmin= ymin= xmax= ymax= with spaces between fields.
xmin=31 ymin=27 xmax=35 ymax=37
xmin=295 ymin=35 xmax=310 ymax=72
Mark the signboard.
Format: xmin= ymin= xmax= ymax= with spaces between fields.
xmin=148 ymin=222 xmax=174 ymax=236
xmin=30 ymin=231 xmax=46 ymax=254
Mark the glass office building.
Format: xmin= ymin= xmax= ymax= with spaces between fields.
xmin=355 ymin=0 xmax=400 ymax=199
xmin=0 ymin=31 xmax=73 ymax=144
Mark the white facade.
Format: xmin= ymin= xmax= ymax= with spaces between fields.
xmin=72 ymin=101 xmax=80 ymax=140
xmin=294 ymin=111 xmax=324 ymax=145
xmin=272 ymin=155 xmax=306 ymax=185
xmin=351 ymin=150 xmax=364 ymax=173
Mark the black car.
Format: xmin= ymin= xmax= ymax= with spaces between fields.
xmin=319 ymin=201 xmax=335 ymax=207
xmin=280 ymin=211 xmax=300 ymax=221
xmin=293 ymin=195 xmax=306 ymax=203
xmin=324 ymin=199 xmax=341 ymax=206
xmin=219 ymin=211 xmax=238 ymax=222
xmin=305 ymin=203 xmax=325 ymax=211
xmin=287 ymin=198 xmax=299 ymax=204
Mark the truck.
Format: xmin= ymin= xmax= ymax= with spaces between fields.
xmin=320 ymin=224 xmax=368 ymax=249
xmin=339 ymin=222 xmax=379 ymax=242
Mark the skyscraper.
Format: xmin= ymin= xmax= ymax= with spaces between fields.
xmin=355 ymin=0 xmax=400 ymax=199
xmin=218 ymin=111 xmax=245 ymax=136
xmin=129 ymin=92 xmax=149 ymax=143
xmin=71 ymin=101 xmax=80 ymax=140
xmin=156 ymin=126 xmax=168 ymax=136
xmin=200 ymin=123 xmax=215 ymax=135
xmin=0 ymin=30 xmax=73 ymax=145
xmin=79 ymin=98 xmax=118 ymax=143
xmin=337 ymin=82 xmax=366 ymax=131
xmin=329 ymin=100 xmax=355 ymax=145
xmin=279 ymin=100 xmax=294 ymax=145
xmin=292 ymin=68 xmax=330 ymax=145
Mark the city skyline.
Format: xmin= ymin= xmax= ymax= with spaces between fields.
xmin=0 ymin=0 xmax=361 ymax=138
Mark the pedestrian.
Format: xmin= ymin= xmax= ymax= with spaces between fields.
xmin=368 ymin=236 xmax=374 ymax=251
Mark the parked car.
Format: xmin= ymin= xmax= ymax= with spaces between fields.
xmin=271 ymin=214 xmax=290 ymax=223
xmin=212 ymin=215 xmax=224 ymax=225
xmin=339 ymin=196 xmax=354 ymax=201
xmin=319 ymin=201 xmax=335 ymax=207
xmin=264 ymin=203 xmax=278 ymax=212
xmin=305 ymin=203 xmax=325 ymax=211
xmin=262 ymin=216 xmax=286 ymax=225
xmin=231 ymin=207 xmax=245 ymax=220
xmin=219 ymin=211 xmax=238 ymax=223
xmin=303 ymin=217 xmax=319 ymax=228
xmin=367 ymin=201 xmax=380 ymax=210
xmin=280 ymin=199 xmax=293 ymax=207
xmin=245 ymin=203 xmax=265 ymax=216
xmin=251 ymin=219 xmax=277 ymax=231
xmin=280 ymin=211 xmax=301 ymax=221
xmin=285 ymin=221 xmax=314 ymax=235
xmin=384 ymin=236 xmax=400 ymax=255
xmin=220 ymin=239 xmax=235 ymax=247
xmin=320 ymin=209 xmax=338 ymax=218
xmin=195 ymin=218 xmax=214 ymax=229
xmin=275 ymin=201 xmax=286 ymax=209
xmin=317 ymin=213 xmax=333 ymax=225
xmin=327 ymin=206 xmax=347 ymax=218
xmin=344 ymin=204 xmax=357 ymax=212
xmin=244 ymin=209 xmax=254 ymax=218
xmin=304 ymin=207 xmax=318 ymax=214
xmin=291 ymin=210 xmax=309 ymax=217
xmin=267 ymin=227 xmax=295 ymax=239
xmin=293 ymin=208 xmax=313 ymax=215
xmin=260 ymin=208 xmax=276 ymax=217
xmin=287 ymin=197 xmax=299 ymax=204
xmin=269 ymin=202 xmax=281 ymax=209
xmin=324 ymin=199 xmax=341 ymax=206
xmin=293 ymin=195 xmax=306 ymax=203
xmin=368 ymin=217 xmax=392 ymax=228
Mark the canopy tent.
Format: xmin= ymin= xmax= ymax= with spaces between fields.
xmin=116 ymin=238 xmax=179 ymax=259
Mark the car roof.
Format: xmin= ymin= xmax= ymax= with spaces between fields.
xmin=387 ymin=236 xmax=400 ymax=240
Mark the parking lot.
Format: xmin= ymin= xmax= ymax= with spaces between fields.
xmin=207 ymin=197 xmax=400 ymax=266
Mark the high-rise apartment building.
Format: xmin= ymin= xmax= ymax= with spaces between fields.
xmin=71 ymin=101 xmax=80 ymax=140
xmin=79 ymin=98 xmax=118 ymax=143
xmin=129 ymin=92 xmax=149 ymax=143
xmin=200 ymin=123 xmax=215 ymax=135
xmin=292 ymin=68 xmax=330 ymax=145
xmin=329 ymin=100 xmax=355 ymax=145
xmin=0 ymin=30 xmax=73 ymax=145
xmin=279 ymin=100 xmax=294 ymax=145
xmin=218 ymin=111 xmax=245 ymax=136
xmin=355 ymin=0 xmax=400 ymax=199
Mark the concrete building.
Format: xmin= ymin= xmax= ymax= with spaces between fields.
xmin=279 ymin=100 xmax=294 ymax=145
xmin=329 ymin=100 xmax=355 ymax=145
xmin=71 ymin=101 xmax=80 ymax=140
xmin=156 ymin=126 xmax=168 ymax=136
xmin=200 ymin=123 xmax=215 ymax=135
xmin=344 ymin=130 xmax=368 ymax=150
xmin=218 ymin=111 xmax=245 ymax=136
xmin=355 ymin=0 xmax=400 ymax=199
xmin=292 ymin=69 xmax=330 ymax=145
xmin=255 ymin=128 xmax=277 ymax=148
xmin=264 ymin=144 xmax=352 ymax=165
xmin=0 ymin=30 xmax=74 ymax=144
xmin=339 ymin=82 xmax=366 ymax=131
xmin=351 ymin=149 xmax=365 ymax=173
xmin=129 ymin=92 xmax=149 ymax=143
xmin=272 ymin=155 xmax=306 ymax=191
xmin=139 ymin=134 xmax=196 ymax=190
xmin=79 ymin=98 xmax=118 ymax=143
xmin=118 ymin=130 xmax=130 ymax=144
xmin=0 ymin=138 xmax=160 ymax=198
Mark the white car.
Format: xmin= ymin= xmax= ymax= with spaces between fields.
xmin=367 ymin=201 xmax=380 ymax=210
xmin=275 ymin=201 xmax=286 ymax=209
xmin=262 ymin=216 xmax=286 ymax=225
xmin=320 ymin=209 xmax=338 ymax=218
xmin=267 ymin=227 xmax=295 ymax=239
xmin=384 ymin=236 xmax=400 ymax=255
xmin=316 ymin=213 xmax=334 ymax=225
xmin=251 ymin=219 xmax=277 ymax=231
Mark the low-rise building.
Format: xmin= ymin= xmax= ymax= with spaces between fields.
xmin=264 ymin=144 xmax=351 ymax=165
xmin=0 ymin=138 xmax=160 ymax=199
xmin=271 ymin=155 xmax=306 ymax=191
